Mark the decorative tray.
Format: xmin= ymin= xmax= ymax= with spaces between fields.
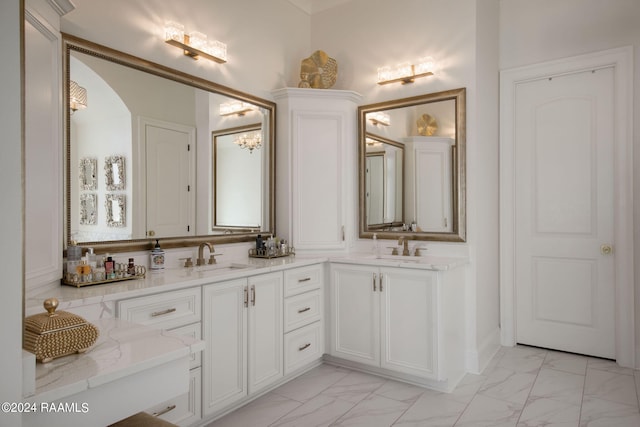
xmin=62 ymin=265 xmax=146 ymax=288
xmin=248 ymin=247 xmax=295 ymax=259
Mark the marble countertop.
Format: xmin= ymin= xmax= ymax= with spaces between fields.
xmin=26 ymin=255 xmax=327 ymax=316
xmin=329 ymin=254 xmax=469 ymax=271
xmin=24 ymin=318 xmax=205 ymax=403
xmin=26 ymin=253 xmax=468 ymax=316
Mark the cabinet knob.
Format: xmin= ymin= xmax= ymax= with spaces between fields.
xmin=600 ymin=244 xmax=613 ymax=255
xmin=148 ymin=230 xmax=156 ymax=237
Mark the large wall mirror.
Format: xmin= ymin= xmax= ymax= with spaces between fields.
xmin=63 ymin=34 xmax=275 ymax=252
xmin=358 ymin=88 xmax=466 ymax=242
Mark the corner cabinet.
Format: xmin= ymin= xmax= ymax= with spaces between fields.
xmin=202 ymin=273 xmax=283 ymax=417
xmin=402 ymin=136 xmax=455 ymax=232
xmin=328 ymin=262 xmax=466 ymax=392
xmin=273 ymin=88 xmax=362 ymax=252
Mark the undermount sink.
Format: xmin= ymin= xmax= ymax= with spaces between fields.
xmin=355 ymin=254 xmax=423 ymax=262
xmin=378 ymin=255 xmax=422 ymax=262
xmin=194 ymin=262 xmax=254 ymax=272
xmin=169 ymin=262 xmax=255 ymax=276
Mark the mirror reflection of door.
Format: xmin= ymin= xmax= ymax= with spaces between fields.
xmin=366 ymin=153 xmax=385 ymax=225
xmin=144 ymin=119 xmax=196 ymax=238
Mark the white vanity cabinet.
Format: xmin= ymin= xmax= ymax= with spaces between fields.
xmin=202 ymin=272 xmax=283 ymax=417
xmin=328 ymin=262 xmax=466 ymax=391
xmin=273 ymin=88 xmax=362 ymax=252
xmin=117 ymin=287 xmax=202 ymax=426
xmin=283 ymin=264 xmax=324 ymax=374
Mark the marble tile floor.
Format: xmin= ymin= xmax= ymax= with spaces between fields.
xmin=206 ymin=346 xmax=640 ymax=427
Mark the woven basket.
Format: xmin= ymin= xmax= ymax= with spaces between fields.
xmin=24 ymin=298 xmax=99 ymax=363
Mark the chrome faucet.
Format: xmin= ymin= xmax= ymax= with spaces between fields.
xmin=397 ymin=236 xmax=411 ymax=256
xmin=197 ymin=242 xmax=216 ymax=266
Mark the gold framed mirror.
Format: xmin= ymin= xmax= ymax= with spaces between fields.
xmin=63 ymin=34 xmax=276 ymax=253
xmin=358 ymin=88 xmax=466 ymax=242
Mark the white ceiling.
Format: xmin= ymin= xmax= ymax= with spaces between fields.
xmin=287 ymin=0 xmax=354 ymax=15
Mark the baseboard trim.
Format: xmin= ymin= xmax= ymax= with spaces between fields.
xmin=466 ymin=327 xmax=501 ymax=374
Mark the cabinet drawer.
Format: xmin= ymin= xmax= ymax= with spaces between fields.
xmin=284 ymin=321 xmax=323 ymax=375
xmin=169 ymin=323 xmax=201 ymax=369
xmin=284 ymin=290 xmax=321 ymax=333
xmin=145 ymin=367 xmax=201 ymax=427
xmin=284 ymin=264 xmax=323 ymax=297
xmin=117 ymin=287 xmax=201 ymax=330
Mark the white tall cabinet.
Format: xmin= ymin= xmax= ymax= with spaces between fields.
xmin=273 ymin=88 xmax=362 ymax=252
xmin=24 ymin=0 xmax=74 ymax=295
xmin=403 ymin=136 xmax=455 ymax=232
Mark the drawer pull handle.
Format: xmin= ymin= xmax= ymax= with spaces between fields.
xmin=298 ymin=343 xmax=311 ymax=351
xmin=297 ymin=307 xmax=311 ymax=313
xmin=298 ymin=277 xmax=311 ymax=282
xmin=151 ymin=308 xmax=177 ymax=317
xmin=152 ymin=404 xmax=176 ymax=417
xmin=251 ymin=285 xmax=256 ymax=306
xmin=244 ymin=287 xmax=248 ymax=307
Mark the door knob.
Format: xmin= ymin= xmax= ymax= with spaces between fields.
xmin=600 ymin=244 xmax=613 ymax=255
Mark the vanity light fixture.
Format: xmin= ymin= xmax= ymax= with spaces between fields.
xmin=219 ymin=101 xmax=256 ymax=116
xmin=164 ymin=20 xmax=227 ymax=63
xmin=69 ymin=80 xmax=87 ymax=113
xmin=368 ymin=111 xmax=390 ymax=126
xmin=377 ymin=56 xmax=437 ymax=85
xmin=234 ymin=131 xmax=262 ymax=153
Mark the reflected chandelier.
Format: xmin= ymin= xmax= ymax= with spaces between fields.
xmin=234 ymin=131 xmax=262 ymax=153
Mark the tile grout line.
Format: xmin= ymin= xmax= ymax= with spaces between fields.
xmin=513 ymin=350 xmax=547 ymax=426
xmin=451 ymin=347 xmax=510 ymax=426
xmin=577 ymin=363 xmax=589 ymax=427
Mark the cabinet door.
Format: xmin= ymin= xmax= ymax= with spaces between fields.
xmin=380 ymin=268 xmax=438 ymax=379
xmin=24 ymin=8 xmax=63 ymax=293
xmin=247 ymin=272 xmax=283 ymax=394
xmin=329 ymin=264 xmax=379 ymax=366
xmin=414 ymin=141 xmax=453 ymax=232
xmin=202 ymin=279 xmax=247 ymax=416
xmin=292 ymin=111 xmax=346 ymax=250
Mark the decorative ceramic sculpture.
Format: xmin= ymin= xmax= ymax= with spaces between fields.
xmin=298 ymin=50 xmax=338 ymax=89
xmin=417 ymin=113 xmax=438 ymax=136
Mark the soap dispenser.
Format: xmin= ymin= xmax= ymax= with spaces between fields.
xmin=150 ymin=239 xmax=165 ymax=271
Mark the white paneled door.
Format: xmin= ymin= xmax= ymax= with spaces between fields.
xmin=514 ymin=67 xmax=616 ymax=358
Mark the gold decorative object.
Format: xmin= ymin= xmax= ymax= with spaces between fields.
xmin=298 ymin=50 xmax=338 ymax=89
xmin=24 ymin=298 xmax=99 ymax=363
xmin=417 ymin=114 xmax=438 ymax=136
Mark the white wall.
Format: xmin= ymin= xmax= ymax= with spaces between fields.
xmin=0 ymin=0 xmax=25 ymax=421
xmin=60 ymin=0 xmax=311 ymax=99
xmin=500 ymin=0 xmax=640 ymax=368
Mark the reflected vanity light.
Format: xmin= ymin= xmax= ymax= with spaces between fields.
xmin=366 ymin=137 xmax=382 ymax=147
xmin=219 ymin=101 xmax=256 ymax=116
xmin=164 ymin=20 xmax=227 ymax=63
xmin=368 ymin=111 xmax=390 ymax=126
xmin=234 ymin=131 xmax=262 ymax=153
xmin=69 ymin=80 xmax=87 ymax=113
xmin=377 ymin=56 xmax=437 ymax=85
